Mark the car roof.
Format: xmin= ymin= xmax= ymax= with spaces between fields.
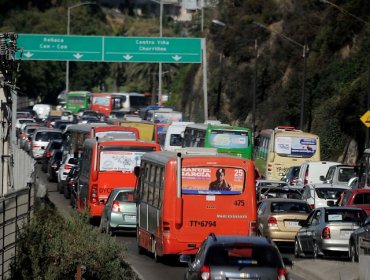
xmin=207 ymin=235 xmax=274 ymax=246
xmin=261 ymin=198 xmax=309 ymax=204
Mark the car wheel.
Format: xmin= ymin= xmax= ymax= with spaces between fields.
xmin=313 ymin=241 xmax=320 ymax=259
xmin=349 ymin=241 xmax=358 ymax=263
xmin=294 ymin=239 xmax=302 ymax=258
xmin=99 ymin=217 xmax=105 ymax=233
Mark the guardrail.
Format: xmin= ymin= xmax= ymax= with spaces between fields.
xmin=0 ymin=185 xmax=34 ymax=279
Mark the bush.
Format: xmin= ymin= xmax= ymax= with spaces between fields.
xmin=9 ymin=200 xmax=139 ymax=280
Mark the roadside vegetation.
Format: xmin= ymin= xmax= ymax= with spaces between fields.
xmin=9 ymin=199 xmax=139 ymax=280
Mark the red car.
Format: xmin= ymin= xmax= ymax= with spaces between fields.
xmin=339 ymin=189 xmax=370 ymax=215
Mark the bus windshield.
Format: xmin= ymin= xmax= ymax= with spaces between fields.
xmin=209 ymin=130 xmax=249 ymax=149
xmin=181 ymin=166 xmax=245 ymax=195
xmin=131 ymin=95 xmax=147 ymax=106
xmin=99 ymin=146 xmax=157 ymax=172
xmin=92 ymin=96 xmax=110 ymax=106
xmin=275 ymin=136 xmax=317 ymax=158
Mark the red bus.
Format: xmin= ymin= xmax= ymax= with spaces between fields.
xmin=63 ymin=123 xmax=140 ymax=155
xmin=89 ymin=92 xmax=148 ymax=117
xmin=134 ymin=148 xmax=257 ymax=260
xmin=77 ymin=137 xmax=161 ymax=223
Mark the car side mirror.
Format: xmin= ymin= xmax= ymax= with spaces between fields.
xmin=319 ymin=175 xmax=325 ymax=182
xmin=365 ymin=216 xmax=370 ymax=227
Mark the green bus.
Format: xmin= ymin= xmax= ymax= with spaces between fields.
xmin=182 ymin=123 xmax=253 ymax=159
xmin=65 ymin=91 xmax=91 ymax=114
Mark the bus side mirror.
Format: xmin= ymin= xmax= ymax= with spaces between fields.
xmin=91 ymin=170 xmax=98 ymax=181
xmin=134 ymin=166 xmax=141 ymax=178
xmin=268 ymin=152 xmax=275 ymax=162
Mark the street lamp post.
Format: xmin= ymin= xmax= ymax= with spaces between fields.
xmin=253 ymin=21 xmax=308 ymax=131
xmin=66 ymin=1 xmax=95 ymax=93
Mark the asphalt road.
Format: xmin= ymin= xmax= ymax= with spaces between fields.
xmin=37 ymin=163 xmax=308 ymax=280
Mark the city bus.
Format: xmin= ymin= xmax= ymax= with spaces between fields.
xmin=63 ymin=123 xmax=140 ymax=155
xmin=77 ymin=138 xmax=161 ymax=223
xmin=254 ymin=126 xmax=321 ymax=180
xmin=134 ymin=148 xmax=257 ymax=260
xmin=182 ymin=123 xmax=253 ymax=159
xmin=89 ymin=92 xmax=148 ymax=117
xmin=65 ymin=91 xmax=91 ymax=114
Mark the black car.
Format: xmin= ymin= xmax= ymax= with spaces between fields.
xmin=41 ymin=139 xmax=63 ymax=172
xmin=349 ymin=215 xmax=370 ymax=262
xmin=47 ymin=150 xmax=63 ymax=182
xmin=180 ymin=234 xmax=291 ymax=280
xmin=66 ymin=164 xmax=81 ymax=206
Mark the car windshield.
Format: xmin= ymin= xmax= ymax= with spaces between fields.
xmin=325 ymin=209 xmax=366 ymax=224
xmin=270 ymin=201 xmax=311 ymax=213
xmin=316 ymin=188 xmax=344 ymax=199
xmin=206 ymin=244 xmax=281 ymax=267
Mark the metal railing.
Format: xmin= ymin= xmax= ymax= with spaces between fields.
xmin=0 ymin=185 xmax=34 ymax=279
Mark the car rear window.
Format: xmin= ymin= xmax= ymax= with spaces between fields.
xmin=353 ymin=193 xmax=370 ymax=204
xmin=206 ymin=244 xmax=281 ymax=267
xmin=116 ymin=191 xmax=134 ymax=202
xmin=68 ymin=158 xmax=78 ymax=165
xmin=316 ymin=188 xmax=344 ymax=199
xmin=35 ymin=132 xmax=62 ymax=141
xmin=325 ymin=209 xmax=366 ymax=224
xmin=270 ymin=201 xmax=311 ymax=213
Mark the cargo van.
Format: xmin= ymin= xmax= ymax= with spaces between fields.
xmin=295 ymin=161 xmax=341 ymax=187
xmin=163 ymin=121 xmax=194 ymax=151
xmin=32 ymin=104 xmax=52 ymax=121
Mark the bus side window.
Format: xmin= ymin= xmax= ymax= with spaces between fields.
xmin=154 ymin=167 xmax=161 ymax=208
xmin=142 ymin=163 xmax=150 ymax=203
xmin=148 ymin=165 xmax=156 ymax=204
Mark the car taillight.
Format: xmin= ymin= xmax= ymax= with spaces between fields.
xmin=200 ymin=265 xmax=210 ymax=280
xmin=268 ymin=217 xmax=278 ymax=227
xmin=46 ymin=151 xmax=52 ymax=158
xmin=310 ymin=204 xmax=315 ymax=209
xmin=91 ymin=184 xmax=98 ymax=204
xmin=322 ymin=227 xmax=331 ymax=239
xmin=249 ymin=220 xmax=257 ymax=236
xmin=65 ymin=164 xmax=72 ymax=170
xmin=112 ymin=200 xmax=120 ymax=212
xmin=277 ymin=267 xmax=287 ymax=280
xmin=304 ymin=168 xmax=308 ymax=185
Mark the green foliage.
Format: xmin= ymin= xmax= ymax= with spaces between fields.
xmin=9 ymin=202 xmax=139 ymax=280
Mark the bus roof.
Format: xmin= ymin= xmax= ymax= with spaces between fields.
xmin=67 ymin=91 xmax=91 ymax=95
xmin=140 ymin=148 xmax=243 ymax=166
xmin=259 ymin=128 xmax=319 ymax=138
xmin=84 ymin=138 xmax=159 ymax=148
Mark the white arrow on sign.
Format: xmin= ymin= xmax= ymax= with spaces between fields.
xmin=73 ymin=53 xmax=83 ymax=59
xmin=172 ymin=55 xmax=182 ymax=61
xmin=123 ymin=54 xmax=133 ymax=61
xmin=24 ymin=51 xmax=34 ymax=58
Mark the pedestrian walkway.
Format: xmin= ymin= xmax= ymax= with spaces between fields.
xmin=288 ymin=259 xmax=359 ymax=280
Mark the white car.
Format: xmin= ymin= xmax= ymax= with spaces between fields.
xmin=57 ymin=154 xmax=78 ymax=192
xmin=301 ymin=184 xmax=351 ymax=209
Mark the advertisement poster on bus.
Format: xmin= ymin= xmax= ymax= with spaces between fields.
xmin=209 ymin=131 xmax=249 ymax=149
xmin=181 ymin=167 xmax=245 ymax=194
xmin=275 ymin=136 xmax=317 ymax=157
xmin=99 ymin=151 xmax=144 ymax=172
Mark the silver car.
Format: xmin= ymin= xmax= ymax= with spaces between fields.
xmin=294 ymin=207 xmax=367 ymax=258
xmin=99 ymin=188 xmax=136 ymax=235
xmin=180 ymin=234 xmax=291 ymax=280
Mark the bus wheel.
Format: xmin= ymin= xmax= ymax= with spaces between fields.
xmin=153 ymin=239 xmax=161 ymax=263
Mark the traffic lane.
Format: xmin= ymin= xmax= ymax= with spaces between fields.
xmin=116 ymin=234 xmax=187 ymax=280
xmin=37 ymin=164 xmax=317 ymax=280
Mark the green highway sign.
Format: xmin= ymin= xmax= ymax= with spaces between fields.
xmin=16 ymin=34 xmax=202 ymax=63
xmin=16 ymin=34 xmax=103 ymax=61
xmin=103 ymin=36 xmax=202 ymax=63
